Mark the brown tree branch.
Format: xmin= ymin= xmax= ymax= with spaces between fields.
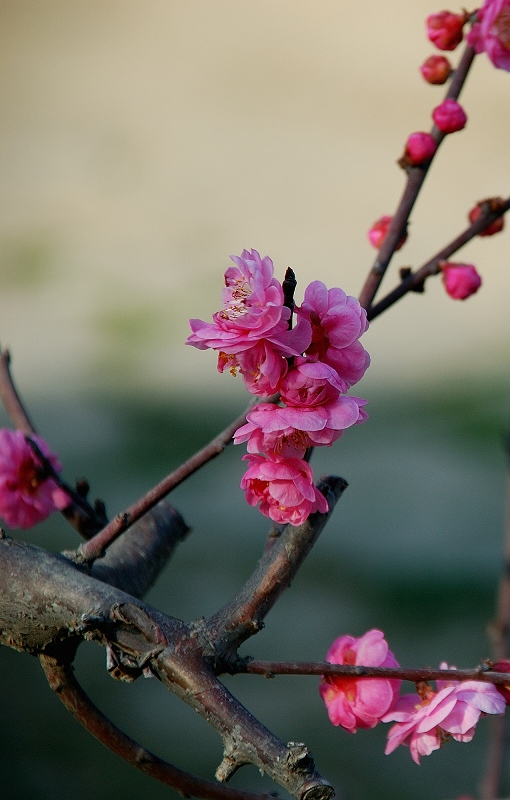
xmin=206 ymin=477 xmax=348 ymax=661
xmin=357 ymin=42 xmax=476 ymax=311
xmin=240 ymin=660 xmax=510 ymax=687
xmin=39 ymin=654 xmax=273 ymax=800
xmin=368 ymin=196 xmax=510 ymax=321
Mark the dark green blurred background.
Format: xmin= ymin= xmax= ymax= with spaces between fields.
xmin=1 ymin=381 xmax=509 ymax=800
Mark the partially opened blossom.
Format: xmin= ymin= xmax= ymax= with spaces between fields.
xmin=297 ymin=282 xmax=370 ymax=391
xmin=403 ymin=132 xmax=437 ymax=165
xmin=441 ymin=262 xmax=482 ymax=299
xmin=0 ymin=429 xmax=70 ymax=529
xmin=426 ymin=10 xmax=467 ymax=50
xmin=467 ymin=0 xmax=510 ymax=71
xmin=468 ymin=198 xmax=505 ymax=236
xmin=240 ymin=453 xmax=328 ymax=526
xmin=383 ymin=665 xmax=506 ymax=764
xmin=432 ymin=98 xmax=467 ymax=133
xmin=187 ymin=249 xmax=311 ymax=357
xmin=420 ymin=54 xmax=452 ymax=84
xmin=320 ymin=629 xmax=401 ymax=733
xmin=367 ymin=215 xmax=408 ymax=251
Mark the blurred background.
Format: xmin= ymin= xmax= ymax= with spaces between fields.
xmin=0 ymin=2 xmax=509 ymax=799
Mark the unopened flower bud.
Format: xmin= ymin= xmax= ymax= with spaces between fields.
xmin=441 ymin=262 xmax=482 ymax=300
xmin=420 ymin=54 xmax=453 ymax=83
xmin=432 ymin=98 xmax=467 ymax=133
xmin=403 ymin=132 xmax=437 ymax=166
xmin=368 ymin=216 xmax=407 ymax=250
xmin=468 ymin=198 xmax=506 ymax=236
xmin=426 ymin=10 xmax=467 ymax=50
xmin=492 ymin=660 xmax=510 ymax=704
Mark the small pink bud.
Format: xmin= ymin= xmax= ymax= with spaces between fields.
xmin=441 ymin=262 xmax=482 ymax=300
xmin=420 ymin=54 xmax=453 ymax=83
xmin=426 ymin=10 xmax=467 ymax=50
xmin=468 ymin=198 xmax=506 ymax=236
xmin=492 ymin=660 xmax=510 ymax=704
xmin=403 ymin=132 xmax=437 ymax=166
xmin=432 ymin=98 xmax=467 ymax=133
xmin=368 ymin=216 xmax=407 ymax=250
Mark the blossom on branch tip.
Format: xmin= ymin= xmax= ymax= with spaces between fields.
xmin=402 ymin=132 xmax=437 ymax=166
xmin=367 ymin=216 xmax=408 ymax=251
xmin=420 ymin=54 xmax=453 ymax=83
xmin=468 ymin=198 xmax=505 ymax=236
xmin=0 ymin=429 xmax=70 ymax=529
xmin=440 ymin=262 xmax=482 ymax=299
xmin=432 ymin=98 xmax=467 ymax=133
xmin=467 ymin=0 xmax=510 ymax=71
xmin=383 ymin=665 xmax=506 ymax=764
xmin=320 ymin=629 xmax=401 ymax=734
xmin=426 ymin=10 xmax=467 ymax=50
xmin=240 ymin=453 xmax=328 ymax=526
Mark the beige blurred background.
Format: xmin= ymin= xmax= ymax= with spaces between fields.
xmin=0 ymin=0 xmax=508 ymax=400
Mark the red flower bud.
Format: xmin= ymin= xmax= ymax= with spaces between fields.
xmin=468 ymin=198 xmax=506 ymax=236
xmin=426 ymin=10 xmax=467 ymax=50
xmin=432 ymin=98 xmax=467 ymax=133
xmin=403 ymin=132 xmax=437 ymax=165
xmin=420 ymin=54 xmax=453 ymax=83
xmin=367 ymin=216 xmax=408 ymax=250
xmin=440 ymin=262 xmax=482 ymax=300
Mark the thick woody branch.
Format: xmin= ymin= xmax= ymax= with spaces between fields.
xmin=39 ymin=654 xmax=272 ymax=800
xmin=206 ymin=477 xmax=348 ymax=660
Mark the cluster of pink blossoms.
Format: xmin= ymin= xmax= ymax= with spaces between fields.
xmin=320 ymin=629 xmax=508 ymax=763
xmin=0 ymin=429 xmax=70 ymax=529
xmin=187 ymin=249 xmax=369 ymax=526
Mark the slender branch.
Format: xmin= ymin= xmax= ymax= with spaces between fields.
xmin=357 ymin=43 xmax=476 ymax=311
xmin=368 ymin=196 xmax=510 ymax=321
xmin=480 ymin=435 xmax=510 ymax=800
xmin=0 ymin=349 xmax=37 ymax=433
xmin=241 ymin=660 xmax=510 ymax=686
xmin=75 ymin=395 xmax=276 ymax=564
xmin=39 ymin=654 xmax=272 ymax=800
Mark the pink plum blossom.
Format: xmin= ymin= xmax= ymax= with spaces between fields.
xmin=432 ymin=98 xmax=467 ymax=133
xmin=420 ymin=54 xmax=452 ymax=84
xmin=383 ymin=665 xmax=506 ymax=764
xmin=240 ymin=453 xmax=328 ymax=526
xmin=233 ymin=395 xmax=367 ymax=458
xmin=441 ymin=262 xmax=482 ymax=299
xmin=367 ymin=215 xmax=408 ymax=251
xmin=0 ymin=429 xmax=70 ymax=529
xmin=403 ymin=132 xmax=437 ymax=165
xmin=187 ymin=249 xmax=311 ymax=357
xmin=426 ymin=10 xmax=467 ymax=50
xmin=467 ymin=0 xmax=510 ymax=71
xmin=297 ymin=282 xmax=370 ymax=391
xmin=320 ymin=629 xmax=401 ymax=734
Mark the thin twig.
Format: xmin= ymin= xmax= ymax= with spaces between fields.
xmin=0 ymin=349 xmax=37 ymax=434
xmin=241 ymin=660 xmax=510 ymax=686
xmin=368 ymin=196 xmax=510 ymax=321
xmin=39 ymin=654 xmax=273 ymax=800
xmin=357 ymin=43 xmax=476 ymax=311
xmin=76 ymin=394 xmax=275 ymax=563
